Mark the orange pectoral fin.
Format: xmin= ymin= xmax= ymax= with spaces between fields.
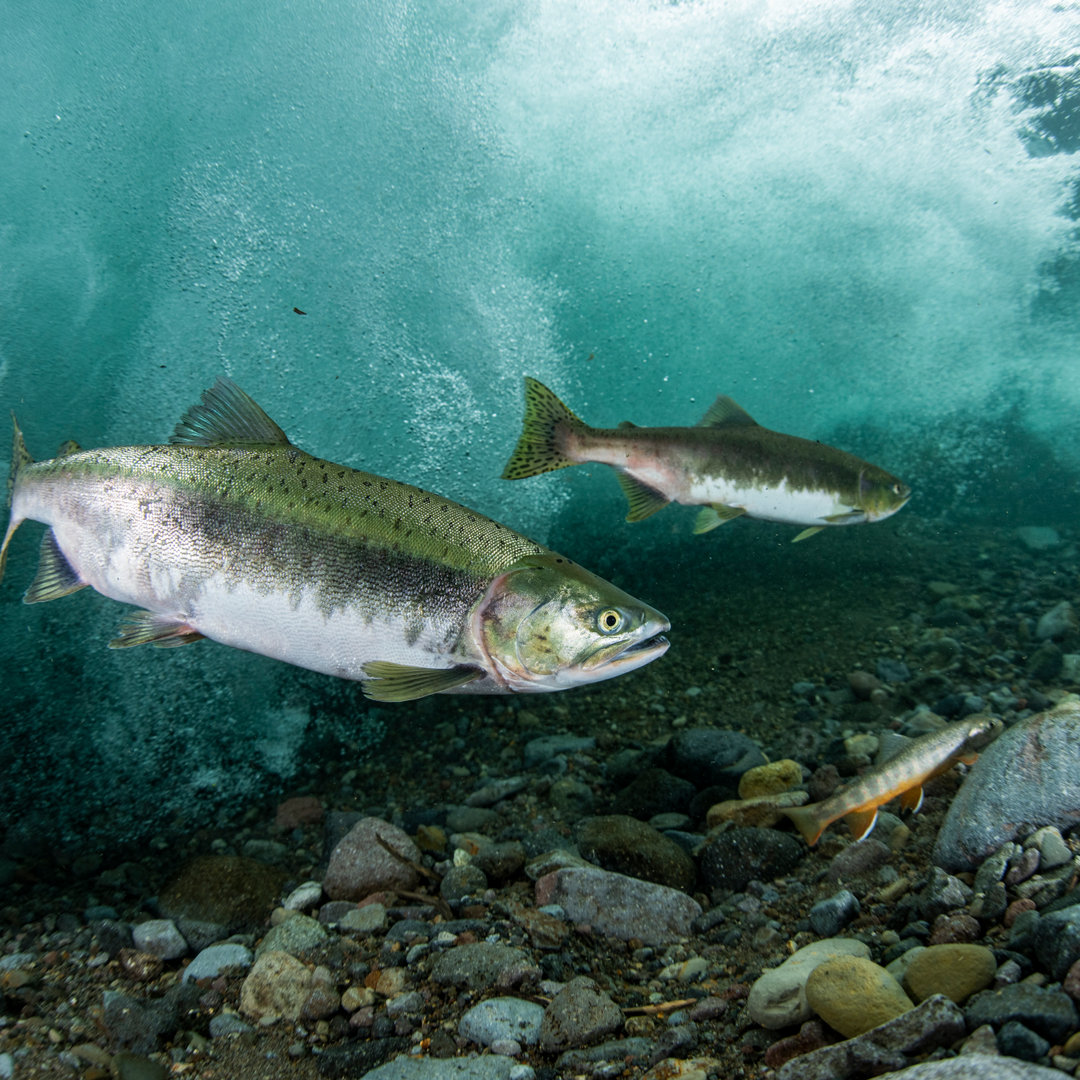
xmin=898 ymin=785 xmax=925 ymax=814
xmin=845 ymin=807 xmax=879 ymax=842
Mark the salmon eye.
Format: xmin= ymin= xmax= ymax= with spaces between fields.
xmin=597 ymin=609 xmax=625 ymax=634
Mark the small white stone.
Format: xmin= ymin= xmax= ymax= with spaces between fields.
xmin=283 ymin=880 xmax=323 ymax=911
xmin=132 ymin=918 xmax=188 ymax=960
xmin=1026 ymin=826 xmax=1072 ymax=870
xmin=747 ymin=937 xmax=871 ymax=1029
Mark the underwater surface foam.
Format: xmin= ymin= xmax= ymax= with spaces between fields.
xmin=2 ymin=0 xmax=1079 ymax=844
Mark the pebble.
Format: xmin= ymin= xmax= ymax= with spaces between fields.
xmin=465 ymin=776 xmax=528 ymax=807
xmin=1034 ymin=901 xmax=1080 ymax=979
xmin=459 ymin=996 xmax=545 ymax=1047
xmin=808 ymin=889 xmax=861 ymax=937
xmin=964 ymin=981 xmax=1079 ymax=1043
xmin=902 ymin=944 xmax=997 ymax=1004
xmin=534 ymin=866 xmax=701 ymax=946
xmin=440 ymin=864 xmax=489 ymax=905
xmin=575 ymin=814 xmax=697 ymax=891
xmin=705 ymin=791 xmax=808 ymax=830
xmin=239 ymin=950 xmax=314 ymax=1022
xmin=130 ymin=919 xmax=187 ymax=960
xmin=112 ymin=1053 xmax=168 ymax=1080
xmin=611 ymin=767 xmax=696 ymax=819
xmin=323 ymin=817 xmax=423 ymax=901
xmin=523 ymin=735 xmax=595 ymax=768
xmin=282 ymin=880 xmax=323 ymax=910
xmin=738 ymin=759 xmax=802 ymax=798
xmin=772 ymin=994 xmax=965 ymax=1079
xmin=1036 ymin=600 xmax=1077 ymax=641
xmin=538 ymin=976 xmax=622 ymax=1052
xmin=255 ymin=912 xmax=328 ymax=957
xmin=747 ymin=938 xmax=871 ymax=1029
xmin=664 ymin=727 xmax=767 ymax=793
xmin=184 ymin=946 xmax=255 ymax=989
xmin=805 ymin=955 xmax=914 ymax=1037
xmin=209 ymin=1010 xmax=254 ymax=1036
xmin=1016 ymin=525 xmax=1061 ymax=550
xmin=340 ymin=902 xmax=388 ymax=933
xmin=1025 ymin=825 xmax=1072 ymax=869
xmin=934 ymin=700 xmax=1080 ymax=871
xmin=431 ymin=943 xmax=533 ymax=992
xmin=698 ymin=827 xmax=804 ymax=893
xmin=996 ymin=1019 xmax=1050 ymax=1061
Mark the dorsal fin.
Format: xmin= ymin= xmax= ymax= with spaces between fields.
xmin=170 ymin=377 xmax=292 ymax=447
xmin=698 ymin=395 xmax=757 ymax=428
xmin=56 ymin=439 xmax=82 ymax=457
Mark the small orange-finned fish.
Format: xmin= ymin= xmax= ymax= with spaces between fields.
xmin=781 ymin=717 xmax=1003 ymax=846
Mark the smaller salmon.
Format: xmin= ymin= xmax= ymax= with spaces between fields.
xmin=781 ymin=717 xmax=1003 ymax=846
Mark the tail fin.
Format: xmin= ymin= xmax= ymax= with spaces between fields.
xmin=780 ymin=804 xmax=826 ymax=846
xmin=1 ymin=413 xmax=34 ymax=585
xmin=501 ymin=377 xmax=588 ymax=480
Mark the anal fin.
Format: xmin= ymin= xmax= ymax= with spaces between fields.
xmin=693 ymin=504 xmax=746 ymax=534
xmin=23 ymin=529 xmax=87 ymax=604
xmin=362 ymin=661 xmax=482 ymax=702
xmin=792 ymin=526 xmax=825 ymax=543
xmin=898 ymin=785 xmax=924 ymax=814
xmin=615 ymin=472 xmax=670 ymax=522
xmin=110 ymin=610 xmax=205 ymax=649
xmin=844 ymin=807 xmax=879 ymax=842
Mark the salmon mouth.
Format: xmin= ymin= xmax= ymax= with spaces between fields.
xmin=595 ymin=621 xmax=671 ymax=672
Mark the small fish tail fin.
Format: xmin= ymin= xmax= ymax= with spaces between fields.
xmin=501 ymin=377 xmax=588 ymax=480
xmin=780 ymin=804 xmax=826 ymax=846
xmin=2 ymin=413 xmax=34 ymax=586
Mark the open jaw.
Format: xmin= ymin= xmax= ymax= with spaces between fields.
xmin=589 ymin=621 xmax=671 ymax=675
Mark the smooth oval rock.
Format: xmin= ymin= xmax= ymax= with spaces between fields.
xmin=239 ymin=950 xmax=313 ymax=1021
xmin=747 ymin=938 xmax=871 ymax=1029
xmin=182 ymin=943 xmax=254 ymax=984
xmin=158 ymin=855 xmax=287 ymax=932
xmin=534 ymin=866 xmax=701 ymax=946
xmin=699 ymin=827 xmax=804 ymax=893
xmin=934 ymin=700 xmax=1080 ymax=872
xmin=738 ymin=759 xmax=802 ymax=799
xmin=539 ymin=976 xmax=622 ymax=1052
xmin=459 ymin=996 xmax=545 ymax=1047
xmin=805 ymin=955 xmax=914 ymax=1037
xmin=903 ymin=944 xmax=996 ymax=1004
xmin=323 ymin=817 xmax=422 ymax=901
xmin=576 ymin=814 xmax=696 ymax=891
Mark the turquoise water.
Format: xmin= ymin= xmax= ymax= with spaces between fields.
xmin=2 ymin=0 xmax=1079 ymax=846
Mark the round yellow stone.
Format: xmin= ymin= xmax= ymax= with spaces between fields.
xmin=903 ymin=944 xmax=997 ymax=1004
xmin=805 ymin=955 xmax=913 ymax=1038
xmin=737 ymin=759 xmax=803 ymax=799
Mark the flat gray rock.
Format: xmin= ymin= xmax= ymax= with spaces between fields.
xmin=934 ymin=701 xmax=1080 ymax=872
xmin=876 ymin=1053 xmax=1065 ymax=1078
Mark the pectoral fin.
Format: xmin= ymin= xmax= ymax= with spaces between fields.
xmin=362 ymin=661 xmax=483 ymax=702
xmin=110 ymin=611 xmax=205 ymax=648
xmin=844 ymin=807 xmax=879 ymax=841
xmin=693 ymin=504 xmax=746 ymax=534
xmin=898 ymin=785 xmax=924 ymax=813
xmin=792 ymin=526 xmax=825 ymax=542
xmin=825 ymin=511 xmax=864 ymax=524
xmin=615 ymin=472 xmax=670 ymax=522
xmin=23 ymin=529 xmax=87 ymax=604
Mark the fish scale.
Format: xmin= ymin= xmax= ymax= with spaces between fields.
xmin=2 ymin=378 xmax=669 ymax=701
